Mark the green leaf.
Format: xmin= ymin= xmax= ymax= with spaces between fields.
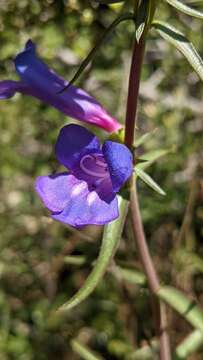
xmin=135 ymin=0 xmax=150 ymax=42
xmin=63 ymin=255 xmax=86 ymax=266
xmin=135 ymin=148 xmax=169 ymax=172
xmin=139 ymin=149 xmax=169 ymax=162
xmin=71 ymin=339 xmax=104 ymax=360
xmin=117 ymin=266 xmax=146 ymax=286
xmin=175 ymin=329 xmax=203 ymax=359
xmin=173 ymin=249 xmax=203 ymax=274
xmin=58 ymin=12 xmax=134 ymax=92
xmin=95 ymin=0 xmax=124 ymax=3
xmin=127 ymin=329 xmax=203 ymax=359
xmin=57 ymin=196 xmax=128 ymax=312
xmin=134 ymin=128 xmax=158 ymax=147
xmin=157 ymin=286 xmax=203 ymax=332
xmin=134 ymin=167 xmax=166 ymax=196
xmin=152 ymin=21 xmax=203 ymax=81
xmin=126 ymin=340 xmax=159 ymax=359
xmin=164 ymin=0 xmax=203 ymax=19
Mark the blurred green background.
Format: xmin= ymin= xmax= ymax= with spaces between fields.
xmin=0 ymin=1 xmax=203 ymax=359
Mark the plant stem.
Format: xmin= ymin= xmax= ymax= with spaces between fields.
xmin=124 ymin=38 xmax=145 ymax=149
xmin=124 ymin=37 xmax=171 ymax=360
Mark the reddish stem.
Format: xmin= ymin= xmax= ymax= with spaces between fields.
xmin=124 ymin=37 xmax=171 ymax=360
xmin=124 ymin=38 xmax=145 ymax=149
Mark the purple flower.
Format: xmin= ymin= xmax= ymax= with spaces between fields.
xmin=35 ymin=124 xmax=132 ymax=227
xmin=0 ymin=40 xmax=122 ymax=133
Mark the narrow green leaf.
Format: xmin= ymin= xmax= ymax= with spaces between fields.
xmin=58 ymin=12 xmax=134 ymax=92
xmin=135 ymin=0 xmax=150 ymax=42
xmin=63 ymin=255 xmax=86 ymax=266
xmin=136 ymin=22 xmax=146 ymax=43
xmin=127 ymin=329 xmax=203 ymax=359
xmin=139 ymin=149 xmax=169 ymax=162
xmin=134 ymin=167 xmax=166 ymax=196
xmin=158 ymin=286 xmax=203 ymax=332
xmin=117 ymin=266 xmax=146 ymax=286
xmin=152 ymin=21 xmax=203 ymax=81
xmin=71 ymin=339 xmax=104 ymax=360
xmin=136 ymin=148 xmax=169 ymax=172
xmin=175 ymin=329 xmax=203 ymax=359
xmin=164 ymin=0 xmax=203 ymax=19
xmin=58 ymin=196 xmax=128 ymax=312
xmin=134 ymin=128 xmax=158 ymax=147
xmin=126 ymin=340 xmax=159 ymax=360
xmin=95 ymin=0 xmax=124 ymax=3
xmin=174 ymin=249 xmax=203 ymax=274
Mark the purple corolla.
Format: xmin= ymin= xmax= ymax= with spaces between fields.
xmin=35 ymin=124 xmax=132 ymax=227
xmin=0 ymin=40 xmax=121 ymax=133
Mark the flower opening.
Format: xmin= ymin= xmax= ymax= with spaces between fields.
xmin=35 ymin=124 xmax=133 ymax=228
xmin=0 ymin=40 xmax=122 ymax=133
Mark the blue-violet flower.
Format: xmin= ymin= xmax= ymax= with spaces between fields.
xmin=35 ymin=124 xmax=132 ymax=227
xmin=0 ymin=40 xmax=121 ymax=133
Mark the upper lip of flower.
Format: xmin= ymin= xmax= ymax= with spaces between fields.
xmin=0 ymin=39 xmax=122 ymax=133
xmin=35 ymin=124 xmax=133 ymax=228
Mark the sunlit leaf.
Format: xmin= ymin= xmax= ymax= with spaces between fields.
xmin=152 ymin=21 xmax=203 ymax=81
xmin=164 ymin=0 xmax=203 ymax=19
xmin=127 ymin=329 xmax=203 ymax=359
xmin=175 ymin=329 xmax=203 ymax=359
xmin=117 ymin=266 xmax=146 ymax=286
xmin=173 ymin=249 xmax=203 ymax=274
xmin=63 ymin=255 xmax=86 ymax=266
xmin=95 ymin=0 xmax=124 ymax=3
xmin=158 ymin=286 xmax=203 ymax=332
xmin=134 ymin=128 xmax=157 ymax=147
xmin=135 ymin=0 xmax=150 ymax=42
xmin=139 ymin=149 xmax=169 ymax=162
xmin=57 ymin=196 xmax=128 ymax=312
xmin=134 ymin=167 xmax=166 ymax=195
xmin=71 ymin=339 xmax=104 ymax=360
xmin=59 ymin=12 xmax=134 ymax=92
xmin=126 ymin=340 xmax=159 ymax=360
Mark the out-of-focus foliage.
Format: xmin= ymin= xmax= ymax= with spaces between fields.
xmin=0 ymin=0 xmax=203 ymax=359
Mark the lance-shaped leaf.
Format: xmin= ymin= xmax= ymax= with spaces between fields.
xmin=135 ymin=0 xmax=150 ymax=42
xmin=59 ymin=12 xmax=134 ymax=92
xmin=134 ymin=167 xmax=166 ymax=195
xmin=134 ymin=128 xmax=158 ymax=148
xmin=63 ymin=255 xmax=86 ymax=266
xmin=175 ymin=330 xmax=203 ymax=359
xmin=158 ymin=286 xmax=203 ymax=332
xmin=174 ymin=249 xmax=203 ymax=274
xmin=127 ymin=330 xmax=203 ymax=359
xmin=117 ymin=266 xmax=146 ymax=286
xmin=164 ymin=0 xmax=203 ymax=19
xmin=137 ymin=148 xmax=170 ymax=171
xmin=139 ymin=149 xmax=170 ymax=162
xmin=71 ymin=339 xmax=104 ymax=360
xmin=152 ymin=21 xmax=203 ymax=81
xmin=58 ymin=196 xmax=128 ymax=313
xmin=175 ymin=329 xmax=203 ymax=359
xmin=126 ymin=340 xmax=159 ymax=360
xmin=95 ymin=0 xmax=124 ymax=3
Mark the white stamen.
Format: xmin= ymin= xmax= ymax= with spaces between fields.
xmin=95 ymin=154 xmax=107 ymax=168
xmin=80 ymin=154 xmax=108 ymax=179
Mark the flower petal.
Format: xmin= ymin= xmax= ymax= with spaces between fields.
xmin=13 ymin=40 xmax=121 ymax=132
xmin=52 ymin=179 xmax=119 ymax=227
xmin=35 ymin=172 xmax=77 ymax=212
xmin=55 ymin=124 xmax=100 ymax=170
xmin=102 ymin=141 xmax=133 ymax=192
xmin=0 ymin=80 xmax=29 ymax=99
